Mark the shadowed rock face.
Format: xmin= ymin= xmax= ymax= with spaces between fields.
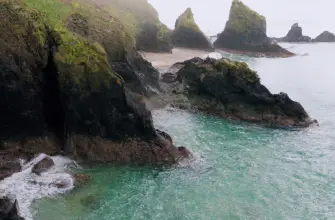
xmin=0 ymin=197 xmax=24 ymax=220
xmin=275 ymin=23 xmax=311 ymax=42
xmin=214 ymin=0 xmax=293 ymax=57
xmin=171 ymin=8 xmax=213 ymax=51
xmin=313 ymin=31 xmax=335 ymax=42
xmin=158 ymin=57 xmax=316 ymax=127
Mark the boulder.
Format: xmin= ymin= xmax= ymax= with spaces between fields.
xmin=0 ymin=197 xmax=24 ymax=220
xmin=313 ymin=31 xmax=335 ymax=42
xmin=276 ymin=23 xmax=311 ymax=42
xmin=32 ymin=156 xmax=54 ymax=175
xmin=171 ymin=8 xmax=213 ymax=51
xmin=161 ymin=57 xmax=316 ymax=127
xmin=214 ymin=0 xmax=293 ymax=57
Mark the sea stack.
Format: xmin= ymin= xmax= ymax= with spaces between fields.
xmin=213 ymin=0 xmax=293 ymax=57
xmin=160 ymin=57 xmax=317 ymax=127
xmin=171 ymin=8 xmax=213 ymax=51
xmin=277 ymin=23 xmax=311 ymax=42
xmin=313 ymin=31 xmax=335 ymax=42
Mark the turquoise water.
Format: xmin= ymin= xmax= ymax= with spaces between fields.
xmin=33 ymin=43 xmax=335 ymax=219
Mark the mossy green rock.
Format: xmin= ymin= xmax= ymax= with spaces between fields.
xmin=171 ymin=8 xmax=212 ymax=50
xmin=214 ymin=0 xmax=293 ymax=56
xmin=0 ymin=0 xmax=192 ymax=165
xmin=0 ymin=1 xmax=49 ymax=138
xmin=160 ymin=57 xmax=316 ymax=127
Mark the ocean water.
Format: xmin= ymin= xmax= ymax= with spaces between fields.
xmin=31 ymin=43 xmax=335 ymax=219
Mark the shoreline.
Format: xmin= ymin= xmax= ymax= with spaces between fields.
xmin=215 ymin=48 xmax=295 ymax=58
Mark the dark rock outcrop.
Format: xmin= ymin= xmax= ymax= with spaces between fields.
xmin=32 ymin=156 xmax=55 ymax=175
xmin=213 ymin=0 xmax=293 ymax=57
xmin=136 ymin=22 xmax=173 ymax=53
xmin=159 ymin=57 xmax=316 ymax=127
xmin=0 ymin=197 xmax=24 ymax=220
xmin=313 ymin=31 xmax=335 ymax=42
xmin=0 ymin=0 xmax=190 ymax=174
xmin=171 ymin=8 xmax=213 ymax=51
xmin=275 ymin=23 xmax=311 ymax=42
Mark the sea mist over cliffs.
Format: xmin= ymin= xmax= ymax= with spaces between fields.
xmin=149 ymin=0 xmax=335 ymax=37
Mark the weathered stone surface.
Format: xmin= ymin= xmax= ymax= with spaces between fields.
xmin=159 ymin=57 xmax=317 ymax=127
xmin=0 ymin=197 xmax=24 ymax=220
xmin=214 ymin=0 xmax=293 ymax=57
xmin=171 ymin=8 xmax=213 ymax=50
xmin=313 ymin=31 xmax=335 ymax=42
xmin=32 ymin=156 xmax=55 ymax=175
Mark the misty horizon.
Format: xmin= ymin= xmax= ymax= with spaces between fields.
xmin=149 ymin=0 xmax=335 ymax=38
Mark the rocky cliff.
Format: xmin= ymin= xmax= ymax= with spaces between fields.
xmin=93 ymin=0 xmax=172 ymax=52
xmin=0 ymin=0 xmax=190 ymax=179
xmin=171 ymin=8 xmax=213 ymax=51
xmin=313 ymin=31 xmax=335 ymax=42
xmin=158 ymin=57 xmax=317 ymax=127
xmin=213 ymin=0 xmax=293 ymax=57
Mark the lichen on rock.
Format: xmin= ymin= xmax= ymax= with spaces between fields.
xmin=214 ymin=0 xmax=293 ymax=57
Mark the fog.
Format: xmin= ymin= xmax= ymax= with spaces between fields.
xmin=149 ymin=0 xmax=334 ymax=38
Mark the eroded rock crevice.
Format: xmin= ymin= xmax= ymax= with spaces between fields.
xmin=42 ymin=35 xmax=65 ymax=146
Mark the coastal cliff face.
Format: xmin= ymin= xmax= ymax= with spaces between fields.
xmin=275 ymin=23 xmax=311 ymax=42
xmin=0 ymin=0 xmax=190 ymax=178
xmin=213 ymin=0 xmax=293 ymax=57
xmin=93 ymin=0 xmax=172 ymax=53
xmin=171 ymin=8 xmax=213 ymax=51
xmin=313 ymin=31 xmax=335 ymax=42
xmin=159 ymin=57 xmax=316 ymax=127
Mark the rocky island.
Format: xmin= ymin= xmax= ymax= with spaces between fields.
xmin=274 ymin=23 xmax=311 ymax=42
xmin=171 ymin=8 xmax=213 ymax=51
xmin=159 ymin=57 xmax=317 ymax=127
xmin=213 ymin=0 xmax=294 ymax=57
xmin=313 ymin=31 xmax=335 ymax=42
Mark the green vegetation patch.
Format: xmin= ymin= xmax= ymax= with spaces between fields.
xmin=214 ymin=59 xmax=260 ymax=83
xmin=227 ymin=0 xmax=266 ymax=34
xmin=175 ymin=8 xmax=201 ymax=32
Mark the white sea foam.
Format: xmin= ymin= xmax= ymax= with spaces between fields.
xmin=0 ymin=154 xmax=75 ymax=220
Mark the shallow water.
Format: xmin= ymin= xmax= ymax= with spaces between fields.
xmin=32 ymin=43 xmax=335 ymax=219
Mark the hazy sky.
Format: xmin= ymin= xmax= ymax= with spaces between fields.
xmin=149 ymin=0 xmax=334 ymax=38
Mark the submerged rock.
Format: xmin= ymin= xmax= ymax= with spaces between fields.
xmin=171 ymin=8 xmax=213 ymax=51
xmin=275 ymin=23 xmax=311 ymax=42
xmin=32 ymin=156 xmax=54 ymax=175
xmin=160 ymin=57 xmax=316 ymax=127
xmin=313 ymin=31 xmax=335 ymax=42
xmin=0 ymin=197 xmax=24 ymax=220
xmin=73 ymin=173 xmax=90 ymax=187
xmin=214 ymin=0 xmax=293 ymax=57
